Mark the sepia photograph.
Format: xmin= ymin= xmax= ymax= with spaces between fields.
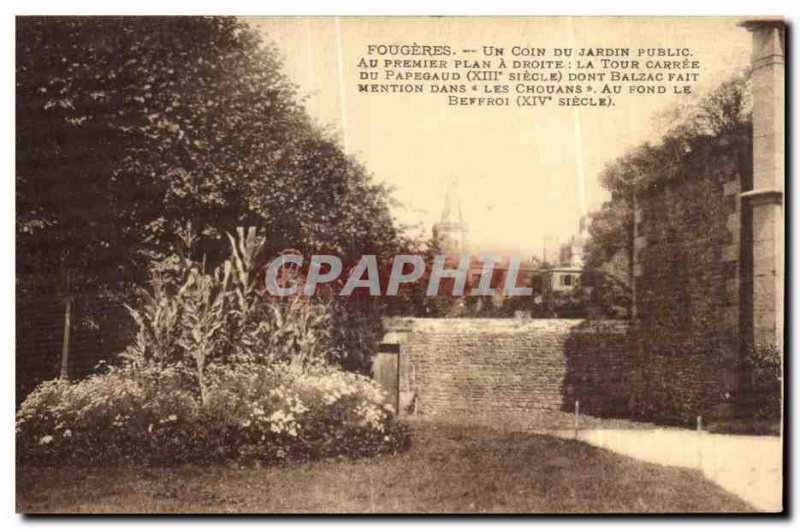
xmin=12 ymin=13 xmax=786 ymax=515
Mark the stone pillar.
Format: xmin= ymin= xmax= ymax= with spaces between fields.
xmin=740 ymin=19 xmax=784 ymax=350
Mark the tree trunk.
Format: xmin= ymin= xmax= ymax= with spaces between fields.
xmin=60 ymin=295 xmax=72 ymax=379
xmin=629 ymin=193 xmax=636 ymax=319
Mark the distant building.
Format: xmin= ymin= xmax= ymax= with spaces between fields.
xmin=432 ymin=176 xmax=468 ymax=254
xmin=430 ymin=178 xmax=536 ymax=305
xmin=547 ymin=266 xmax=582 ymax=292
xmin=558 ymin=215 xmax=591 ymax=268
xmin=543 ymin=215 xmax=591 ymax=295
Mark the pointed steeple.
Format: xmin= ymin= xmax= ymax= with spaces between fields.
xmin=440 ymin=175 xmax=464 ymax=225
xmin=433 ymin=175 xmax=468 ymax=254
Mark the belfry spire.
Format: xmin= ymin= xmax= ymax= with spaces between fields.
xmin=433 ymin=175 xmax=468 ymax=254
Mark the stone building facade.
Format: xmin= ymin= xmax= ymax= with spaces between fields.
xmin=630 ymin=138 xmax=750 ymax=421
xmin=629 ymin=20 xmax=784 ymax=422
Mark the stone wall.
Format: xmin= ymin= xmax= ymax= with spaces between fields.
xmin=631 ymin=137 xmax=752 ymax=424
xmin=382 ymin=318 xmax=631 ymax=420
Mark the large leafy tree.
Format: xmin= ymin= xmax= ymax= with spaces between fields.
xmin=16 ymin=17 xmax=399 ymax=396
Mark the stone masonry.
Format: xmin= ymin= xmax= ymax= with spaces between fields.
xmin=382 ymin=318 xmax=631 ymax=420
xmin=741 ymin=19 xmax=785 ymax=350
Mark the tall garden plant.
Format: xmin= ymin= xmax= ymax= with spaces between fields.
xmin=123 ymin=225 xmax=336 ymax=403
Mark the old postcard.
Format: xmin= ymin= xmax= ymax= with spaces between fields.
xmin=15 ymin=16 xmax=784 ymax=514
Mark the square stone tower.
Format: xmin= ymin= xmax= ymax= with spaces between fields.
xmin=740 ymin=19 xmax=785 ymax=350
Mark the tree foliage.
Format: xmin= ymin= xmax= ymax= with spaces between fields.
xmin=16 ymin=17 xmax=400 ymax=394
xmin=583 ymin=72 xmax=752 ymax=319
xmin=597 ymin=71 xmax=751 ymax=202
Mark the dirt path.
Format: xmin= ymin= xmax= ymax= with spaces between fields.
xmin=562 ymin=428 xmax=782 ymax=512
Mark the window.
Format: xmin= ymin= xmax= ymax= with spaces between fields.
xmin=562 ymin=274 xmax=573 ymax=286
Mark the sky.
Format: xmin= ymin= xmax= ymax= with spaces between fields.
xmin=245 ymin=17 xmax=751 ymax=258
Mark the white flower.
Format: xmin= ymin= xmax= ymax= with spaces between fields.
xmin=39 ymin=435 xmax=53 ymax=445
xmin=168 ymin=414 xmax=177 ymax=422
xmin=63 ymin=429 xmax=72 ymax=438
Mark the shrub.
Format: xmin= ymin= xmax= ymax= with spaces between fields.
xmin=17 ymin=225 xmax=410 ymax=466
xmin=740 ymin=344 xmax=782 ymax=421
xmin=17 ymin=362 xmax=410 ymax=466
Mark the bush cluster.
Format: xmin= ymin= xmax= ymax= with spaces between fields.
xmin=741 ymin=344 xmax=782 ymax=421
xmin=17 ymin=362 xmax=410 ymax=466
xmin=17 ymin=226 xmax=410 ymax=466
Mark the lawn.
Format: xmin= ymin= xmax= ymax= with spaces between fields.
xmin=17 ymin=420 xmax=754 ymax=513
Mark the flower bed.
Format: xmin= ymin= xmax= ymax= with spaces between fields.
xmin=16 ymin=363 xmax=410 ymax=466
